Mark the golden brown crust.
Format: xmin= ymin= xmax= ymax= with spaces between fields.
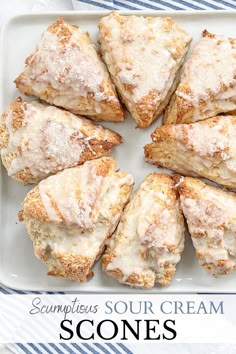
xmin=0 ymin=98 xmax=25 ymax=149
xmin=5 ymin=97 xmax=25 ymax=131
xmin=164 ymin=30 xmax=236 ymax=125
xmin=134 ymin=90 xmax=159 ymax=128
xmin=0 ymin=99 xmax=26 ymax=180
xmin=103 ymin=252 xmax=176 ymax=288
xmin=177 ymin=176 xmax=236 ymax=277
xmin=177 ymin=176 xmax=205 ymax=200
xmin=102 ymin=172 xmax=185 ymax=289
xmin=19 ymin=186 xmax=48 ymax=222
xmin=145 ymin=115 xmax=236 ymax=189
xmin=164 ymin=89 xmax=193 ymax=125
xmin=20 ymin=157 xmax=118 ymax=223
xmin=1 ymin=98 xmax=122 ymax=184
xmin=98 ymin=12 xmax=191 ymax=128
xmin=25 ymin=217 xmax=96 ymax=282
xmin=47 ymin=252 xmax=93 ymax=282
xmin=19 ymin=158 xmax=134 ymax=282
xmin=47 ymin=17 xmax=74 ymax=44
xmin=14 ymin=17 xmax=124 ymax=122
xmin=15 ymin=80 xmax=124 ymax=122
xmin=102 ymin=251 xmax=155 ymax=288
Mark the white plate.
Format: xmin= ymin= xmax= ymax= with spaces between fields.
xmin=1 ymin=10 xmax=236 ymax=292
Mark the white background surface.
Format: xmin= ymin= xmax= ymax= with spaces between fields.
xmin=1 ymin=294 xmax=236 ymax=343
xmin=1 ymin=1 xmax=236 ymax=353
xmin=1 ymin=10 xmax=236 ymax=293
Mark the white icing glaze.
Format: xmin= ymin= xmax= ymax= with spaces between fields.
xmin=173 ymin=116 xmax=236 ymax=184
xmin=180 ymin=179 xmax=236 ymax=276
xmin=26 ymin=161 xmax=133 ymax=271
xmin=99 ymin=14 xmax=191 ymax=103
xmin=105 ymin=175 xmax=185 ymax=286
xmin=1 ymin=100 xmax=117 ymax=180
xmin=37 ymin=222 xmax=110 ymax=258
xmin=177 ymin=33 xmax=236 ymax=106
xmin=38 ymin=159 xmax=134 ymax=231
xmin=176 ymin=117 xmax=234 ymax=159
xmin=22 ymin=20 xmax=118 ymax=103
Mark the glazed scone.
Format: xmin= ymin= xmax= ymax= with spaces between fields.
xmin=102 ymin=173 xmax=185 ymax=288
xmin=19 ymin=157 xmax=134 ymax=282
xmin=98 ymin=12 xmax=191 ymax=128
xmin=0 ymin=97 xmax=122 ymax=184
xmin=14 ymin=17 xmax=124 ymax=122
xmin=177 ymin=176 xmax=236 ymax=277
xmin=144 ymin=115 xmax=236 ymax=189
xmin=164 ymin=30 xmax=236 ymax=125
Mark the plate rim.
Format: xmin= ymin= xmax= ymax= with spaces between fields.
xmin=1 ymin=9 xmax=236 ymax=293
xmin=1 ymin=9 xmax=236 ymax=34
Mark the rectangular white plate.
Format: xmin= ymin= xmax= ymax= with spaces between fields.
xmin=1 ymin=10 xmax=236 ymax=292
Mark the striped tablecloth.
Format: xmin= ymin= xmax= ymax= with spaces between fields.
xmin=72 ymin=0 xmax=236 ymax=10
xmin=1 ymin=0 xmax=236 ymax=353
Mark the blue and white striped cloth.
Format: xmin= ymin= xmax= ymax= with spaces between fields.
xmin=6 ymin=342 xmax=134 ymax=354
xmin=73 ymin=0 xmax=236 ymax=11
xmin=2 ymin=0 xmax=236 ymax=353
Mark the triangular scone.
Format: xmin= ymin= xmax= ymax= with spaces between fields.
xmin=14 ymin=17 xmax=124 ymax=122
xmin=177 ymin=176 xmax=236 ymax=277
xmin=164 ymin=30 xmax=236 ymax=125
xmin=144 ymin=115 xmax=236 ymax=189
xmin=19 ymin=157 xmax=134 ymax=282
xmin=102 ymin=173 xmax=185 ymax=288
xmin=0 ymin=97 xmax=122 ymax=184
xmin=98 ymin=12 xmax=191 ymax=128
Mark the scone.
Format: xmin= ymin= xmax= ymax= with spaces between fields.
xmin=144 ymin=115 xmax=236 ymax=189
xmin=177 ymin=176 xmax=236 ymax=277
xmin=102 ymin=173 xmax=185 ymax=288
xmin=164 ymin=30 xmax=236 ymax=125
xmin=14 ymin=17 xmax=124 ymax=122
xmin=98 ymin=12 xmax=191 ymax=128
xmin=18 ymin=157 xmax=134 ymax=282
xmin=0 ymin=97 xmax=122 ymax=184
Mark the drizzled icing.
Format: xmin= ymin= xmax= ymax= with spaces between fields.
xmin=179 ymin=179 xmax=236 ymax=276
xmin=177 ymin=33 xmax=236 ymax=106
xmin=172 ymin=116 xmax=236 ymax=185
xmin=21 ymin=158 xmax=134 ymax=280
xmin=35 ymin=222 xmax=112 ymax=258
xmin=1 ymin=100 xmax=117 ymax=181
xmin=38 ymin=159 xmax=134 ymax=230
xmin=106 ymin=174 xmax=185 ymax=286
xmin=39 ymin=163 xmax=103 ymax=229
xmin=176 ymin=117 xmax=236 ymax=160
xmin=22 ymin=20 xmax=117 ymax=103
xmin=99 ymin=14 xmax=191 ymax=103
